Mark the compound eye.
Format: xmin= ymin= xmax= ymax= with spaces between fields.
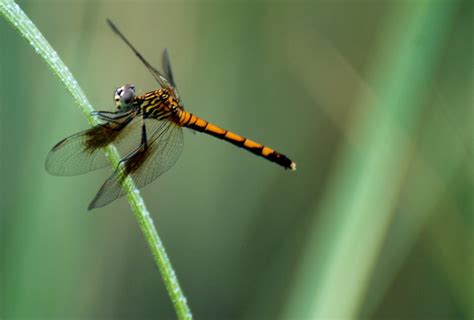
xmin=121 ymin=86 xmax=135 ymax=105
xmin=114 ymin=84 xmax=136 ymax=110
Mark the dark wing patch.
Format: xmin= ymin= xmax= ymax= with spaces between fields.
xmin=46 ymin=115 xmax=144 ymax=176
xmin=88 ymin=120 xmax=183 ymax=209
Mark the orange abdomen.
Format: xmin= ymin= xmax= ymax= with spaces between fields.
xmin=178 ymin=111 xmax=295 ymax=170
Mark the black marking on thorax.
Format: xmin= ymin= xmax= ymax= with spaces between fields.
xmin=137 ymin=89 xmax=172 ymax=119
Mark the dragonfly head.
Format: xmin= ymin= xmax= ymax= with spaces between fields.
xmin=114 ymin=84 xmax=136 ymax=111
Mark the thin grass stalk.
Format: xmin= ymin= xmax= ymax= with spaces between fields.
xmin=0 ymin=1 xmax=192 ymax=318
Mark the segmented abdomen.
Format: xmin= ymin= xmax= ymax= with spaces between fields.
xmin=178 ymin=111 xmax=295 ymax=170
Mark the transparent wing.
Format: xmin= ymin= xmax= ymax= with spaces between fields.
xmin=162 ymin=49 xmax=181 ymax=100
xmin=162 ymin=49 xmax=176 ymax=88
xmin=107 ymin=19 xmax=174 ymax=91
xmin=45 ymin=115 xmax=144 ymax=176
xmin=88 ymin=119 xmax=184 ymax=209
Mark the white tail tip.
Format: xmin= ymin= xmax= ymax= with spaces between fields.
xmin=290 ymin=162 xmax=296 ymax=171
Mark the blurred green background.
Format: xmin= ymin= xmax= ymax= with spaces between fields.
xmin=1 ymin=0 xmax=472 ymax=319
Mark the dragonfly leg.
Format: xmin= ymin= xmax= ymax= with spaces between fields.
xmin=141 ymin=115 xmax=148 ymax=149
xmin=117 ymin=114 xmax=149 ymax=166
xmin=113 ymin=118 xmax=151 ymax=177
xmin=92 ymin=110 xmax=134 ymax=122
xmin=91 ymin=110 xmax=115 ymax=115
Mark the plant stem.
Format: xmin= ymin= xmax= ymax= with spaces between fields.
xmin=0 ymin=1 xmax=192 ymax=319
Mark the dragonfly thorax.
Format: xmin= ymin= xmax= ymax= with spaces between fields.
xmin=114 ymin=84 xmax=136 ymax=111
xmin=135 ymin=88 xmax=182 ymax=119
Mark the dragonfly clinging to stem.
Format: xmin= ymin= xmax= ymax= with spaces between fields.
xmin=46 ymin=19 xmax=296 ymax=210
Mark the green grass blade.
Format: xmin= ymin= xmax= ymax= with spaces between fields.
xmin=0 ymin=1 xmax=192 ymax=319
xmin=283 ymin=1 xmax=460 ymax=318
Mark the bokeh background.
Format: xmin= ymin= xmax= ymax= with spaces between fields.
xmin=1 ymin=0 xmax=472 ymax=319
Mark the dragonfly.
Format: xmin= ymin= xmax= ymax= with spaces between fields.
xmin=46 ymin=19 xmax=296 ymax=210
